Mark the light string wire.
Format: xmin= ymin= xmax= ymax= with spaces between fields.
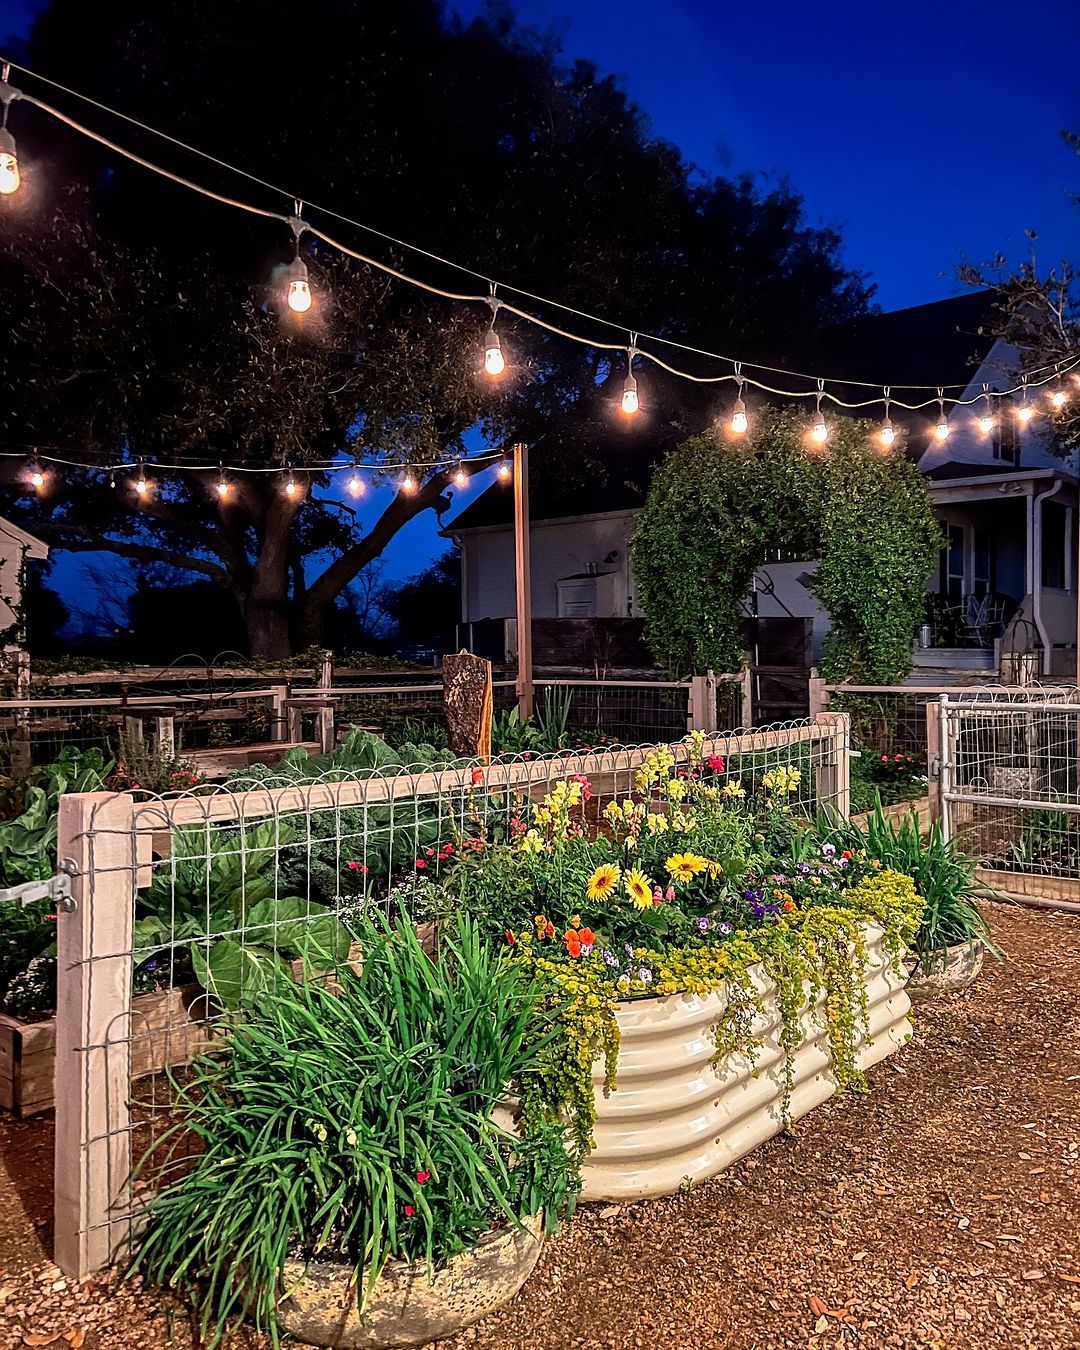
xmin=3 ymin=60 xmax=1078 ymax=410
xmin=0 ymin=443 xmax=508 ymax=476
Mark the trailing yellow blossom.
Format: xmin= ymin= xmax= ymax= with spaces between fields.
xmin=665 ymin=851 xmax=708 ymax=883
xmin=586 ymin=863 xmax=621 ymax=902
xmin=623 ymin=868 xmax=653 ymax=909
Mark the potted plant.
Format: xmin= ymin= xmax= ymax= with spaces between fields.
xmin=438 ymin=736 xmax=924 ymax=1201
xmin=131 ymin=914 xmax=578 ymax=1349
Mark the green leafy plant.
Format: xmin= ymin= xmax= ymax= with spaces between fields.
xmin=492 ymin=706 xmax=545 ymax=755
xmin=133 ymin=819 xmax=351 ymax=1008
xmin=130 ymin=914 xmax=579 ymax=1348
xmin=111 ymin=727 xmax=203 ymax=795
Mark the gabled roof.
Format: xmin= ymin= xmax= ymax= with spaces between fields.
xmin=0 ymin=513 xmax=49 ymax=561
xmin=444 ymin=293 xmax=1002 ymax=534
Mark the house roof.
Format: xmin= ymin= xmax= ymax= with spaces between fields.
xmin=444 ymin=293 xmax=1002 ymax=534
xmin=0 ymin=513 xmax=49 ymax=561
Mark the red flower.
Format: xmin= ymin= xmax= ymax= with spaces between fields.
xmin=416 ymin=1170 xmax=431 ymax=1184
xmin=841 ymin=850 xmax=853 ymax=860
xmin=415 ymin=859 xmax=426 ymax=870
xmin=442 ymin=843 xmax=455 ymax=855
xmin=505 ymin=929 xmax=517 ymax=945
xmin=424 ymin=847 xmax=435 ymax=857
xmin=708 ymin=755 xmax=725 ymax=772
xmin=471 ymin=768 xmax=484 ymax=784
xmin=404 ymin=1205 xmax=415 ymax=1218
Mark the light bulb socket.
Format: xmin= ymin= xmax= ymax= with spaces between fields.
xmin=0 ymin=127 xmax=15 ymax=157
xmin=288 ymin=255 xmax=308 ymax=283
xmin=484 ymin=327 xmax=501 ymax=354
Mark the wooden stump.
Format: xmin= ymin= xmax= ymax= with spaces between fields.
xmin=443 ymin=653 xmax=492 ymax=759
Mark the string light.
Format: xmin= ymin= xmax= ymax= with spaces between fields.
xmin=1051 ymin=386 xmax=1069 ymax=410
xmin=977 ymin=385 xmax=995 ymax=436
xmin=497 ymin=459 xmax=512 ymax=483
xmin=810 ymin=386 xmax=828 ymax=444
xmin=878 ymin=389 xmax=895 ymax=447
xmin=454 ymin=462 xmax=468 ymax=488
xmin=483 ymin=297 xmax=505 ymax=377
xmin=26 ymin=457 xmax=44 ymax=490
xmin=134 ymin=464 xmax=150 ymax=497
xmin=285 ymin=215 xmax=313 ymax=314
xmin=401 ymin=471 xmax=417 ymax=494
xmin=216 ymin=465 xmax=231 ymax=498
xmin=730 ymin=369 xmax=748 ymax=434
xmin=346 ymin=463 xmax=364 ymax=497
xmin=621 ymin=345 xmax=640 ymax=417
xmin=1016 ymin=377 xmax=1034 ymax=424
xmin=283 ymin=467 xmax=299 ymax=498
xmin=934 ymin=392 xmax=950 ymax=442
xmin=0 ymin=68 xmax=19 ymax=196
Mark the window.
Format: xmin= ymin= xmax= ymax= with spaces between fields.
xmin=943 ymin=524 xmax=965 ymax=600
xmin=972 ymin=530 xmax=994 ymax=597
xmin=1042 ymin=501 xmax=1067 ymax=589
xmin=991 ymin=410 xmax=1019 ymax=464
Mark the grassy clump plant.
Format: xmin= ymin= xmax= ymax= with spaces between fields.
xmin=130 ymin=913 xmax=579 ymax=1348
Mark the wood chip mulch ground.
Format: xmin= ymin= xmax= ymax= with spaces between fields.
xmin=2 ymin=901 xmax=1079 ymax=1350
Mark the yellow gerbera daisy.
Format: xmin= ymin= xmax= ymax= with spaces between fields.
xmin=586 ymin=863 xmax=621 ymax=902
xmin=666 ymin=852 xmax=707 ymax=884
xmin=623 ymin=868 xmax=653 ymax=910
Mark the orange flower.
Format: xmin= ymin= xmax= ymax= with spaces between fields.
xmin=565 ymin=937 xmax=582 ymax=959
xmin=580 ymin=927 xmax=595 ymax=946
xmin=783 ymin=899 xmax=795 ymax=913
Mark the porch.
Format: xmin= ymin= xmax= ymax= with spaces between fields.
xmin=925 ymin=467 xmax=1078 ymax=677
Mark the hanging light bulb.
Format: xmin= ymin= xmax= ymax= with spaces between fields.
xmin=284 ymin=468 xmax=300 ymax=498
xmin=0 ymin=126 xmax=19 ymax=196
xmin=401 ymin=471 xmax=417 ymax=494
xmin=1017 ymin=395 xmax=1034 ymax=425
xmin=346 ymin=464 xmax=364 ymax=497
xmin=497 ymin=459 xmax=512 ymax=483
xmin=977 ymin=385 xmax=995 ymax=435
xmin=483 ymin=298 xmax=505 ymax=377
xmin=454 ymin=462 xmax=469 ymax=488
xmin=933 ymin=392 xmax=950 ymax=442
xmin=621 ymin=345 xmax=640 ymax=416
xmin=215 ymin=465 xmax=231 ymax=499
xmin=286 ymin=255 xmax=312 ymax=313
xmin=809 ymin=386 xmax=829 ymax=444
xmin=134 ymin=465 xmax=150 ymax=497
xmin=878 ymin=392 xmax=895 ymax=447
xmin=729 ymin=372 xmax=748 ymax=434
xmin=26 ymin=458 xmax=45 ymax=491
xmin=1051 ymin=386 xmax=1069 ymax=410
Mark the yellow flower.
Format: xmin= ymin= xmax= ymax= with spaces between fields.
xmin=666 ymin=852 xmax=707 ymax=884
xmin=623 ymin=868 xmax=652 ymax=909
xmin=721 ymin=780 xmax=746 ymax=799
xmin=518 ymin=829 xmax=543 ymax=854
xmin=645 ymin=813 xmax=668 ymax=835
xmin=586 ymin=863 xmax=621 ymax=902
xmin=663 ymin=777 xmax=688 ymax=801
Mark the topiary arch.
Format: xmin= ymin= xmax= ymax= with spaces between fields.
xmin=630 ymin=406 xmax=943 ymax=683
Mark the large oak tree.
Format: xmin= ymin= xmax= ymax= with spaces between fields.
xmin=0 ymin=0 xmax=872 ymax=656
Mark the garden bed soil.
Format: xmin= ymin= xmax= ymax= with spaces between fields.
xmin=2 ymin=902 xmax=1079 ymax=1350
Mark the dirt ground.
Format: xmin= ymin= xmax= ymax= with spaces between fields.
xmin=2 ymin=901 xmax=1079 ymax=1350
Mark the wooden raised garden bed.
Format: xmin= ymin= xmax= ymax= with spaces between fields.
xmin=851 ymin=795 xmax=931 ymax=832
xmin=1 ymin=982 xmax=210 ymax=1118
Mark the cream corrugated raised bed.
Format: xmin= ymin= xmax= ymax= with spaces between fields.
xmin=581 ymin=922 xmax=911 ymax=1201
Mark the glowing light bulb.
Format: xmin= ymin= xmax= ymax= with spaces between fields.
xmin=347 ymin=471 xmax=364 ymax=498
xmin=978 ymin=412 xmax=995 ymax=435
xmin=1017 ymin=403 xmax=1034 ymax=424
xmin=0 ymin=128 xmax=19 ymax=196
xmin=1051 ymin=388 xmax=1068 ymax=409
xmin=880 ymin=417 xmax=895 ymax=447
xmin=454 ymin=464 xmax=468 ymax=488
xmin=934 ymin=419 xmax=950 ymax=442
xmin=401 ymin=473 xmax=417 ymax=494
xmin=286 ymin=256 xmax=312 ymax=313
xmin=216 ymin=477 xmax=230 ymax=499
xmin=811 ymin=415 xmax=828 ymax=444
xmin=29 ymin=465 xmax=44 ymax=490
xmin=285 ymin=476 xmax=299 ymax=498
xmin=135 ymin=470 xmax=149 ymax=497
xmin=621 ymin=375 xmax=639 ymax=416
xmin=483 ymin=329 xmax=505 ymax=377
xmin=497 ymin=460 xmax=512 ymax=483
xmin=730 ymin=398 xmax=748 ymax=435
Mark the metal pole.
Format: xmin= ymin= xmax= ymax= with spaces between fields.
xmin=513 ymin=442 xmax=533 ymax=719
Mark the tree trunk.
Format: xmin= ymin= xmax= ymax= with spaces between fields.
xmin=244 ymin=498 xmax=298 ymax=658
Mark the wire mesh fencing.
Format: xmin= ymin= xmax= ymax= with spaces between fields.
xmin=939 ymin=690 xmax=1080 ymax=890
xmin=48 ymin=713 xmax=848 ymax=1276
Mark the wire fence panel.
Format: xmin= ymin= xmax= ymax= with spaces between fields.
xmin=940 ymin=692 xmax=1080 ymax=883
xmin=49 ymin=715 xmax=848 ymax=1275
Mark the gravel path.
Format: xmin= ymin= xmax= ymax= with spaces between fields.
xmin=2 ymin=901 xmax=1079 ymax=1349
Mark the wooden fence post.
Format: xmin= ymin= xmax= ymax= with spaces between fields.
xmin=926 ymin=698 xmax=942 ymax=823
xmin=154 ymin=714 xmax=175 ymax=758
xmin=808 ymin=669 xmax=828 ymax=719
xmin=270 ymin=685 xmax=287 ymax=743
xmin=318 ymin=650 xmax=334 ymax=691
xmin=813 ymin=711 xmax=850 ymax=819
xmin=54 ymin=791 xmax=136 ymax=1278
xmin=687 ymin=673 xmax=717 ymax=734
xmin=739 ymin=664 xmax=753 ymax=729
xmin=13 ymin=648 xmax=31 ymax=776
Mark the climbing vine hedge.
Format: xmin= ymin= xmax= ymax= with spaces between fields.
xmin=631 ymin=406 xmax=942 ymax=682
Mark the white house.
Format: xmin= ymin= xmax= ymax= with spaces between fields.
xmin=0 ymin=513 xmax=48 ymax=650
xmin=446 ymin=294 xmax=1079 ymax=678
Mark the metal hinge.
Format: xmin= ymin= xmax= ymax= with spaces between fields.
xmin=0 ymin=857 xmax=78 ymax=912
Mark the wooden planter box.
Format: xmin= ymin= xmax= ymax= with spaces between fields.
xmin=852 ymin=795 xmax=931 ymax=833
xmin=0 ymin=983 xmax=211 ymax=1118
xmin=976 ymin=867 xmax=1080 ymax=910
xmin=580 ymin=923 xmax=911 ymax=1201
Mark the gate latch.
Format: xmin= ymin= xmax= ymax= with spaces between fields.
xmin=0 ymin=857 xmax=78 ymax=913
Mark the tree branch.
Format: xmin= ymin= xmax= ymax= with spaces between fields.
xmin=34 ymin=525 xmax=231 ymax=583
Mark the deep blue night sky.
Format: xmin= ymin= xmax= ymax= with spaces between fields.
xmin=1 ymin=0 xmax=1078 ymax=631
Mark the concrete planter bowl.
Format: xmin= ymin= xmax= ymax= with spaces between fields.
xmin=580 ymin=922 xmax=912 ymax=1202
xmin=906 ymin=939 xmax=985 ymax=997
xmin=276 ymin=1217 xmax=544 ymax=1349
